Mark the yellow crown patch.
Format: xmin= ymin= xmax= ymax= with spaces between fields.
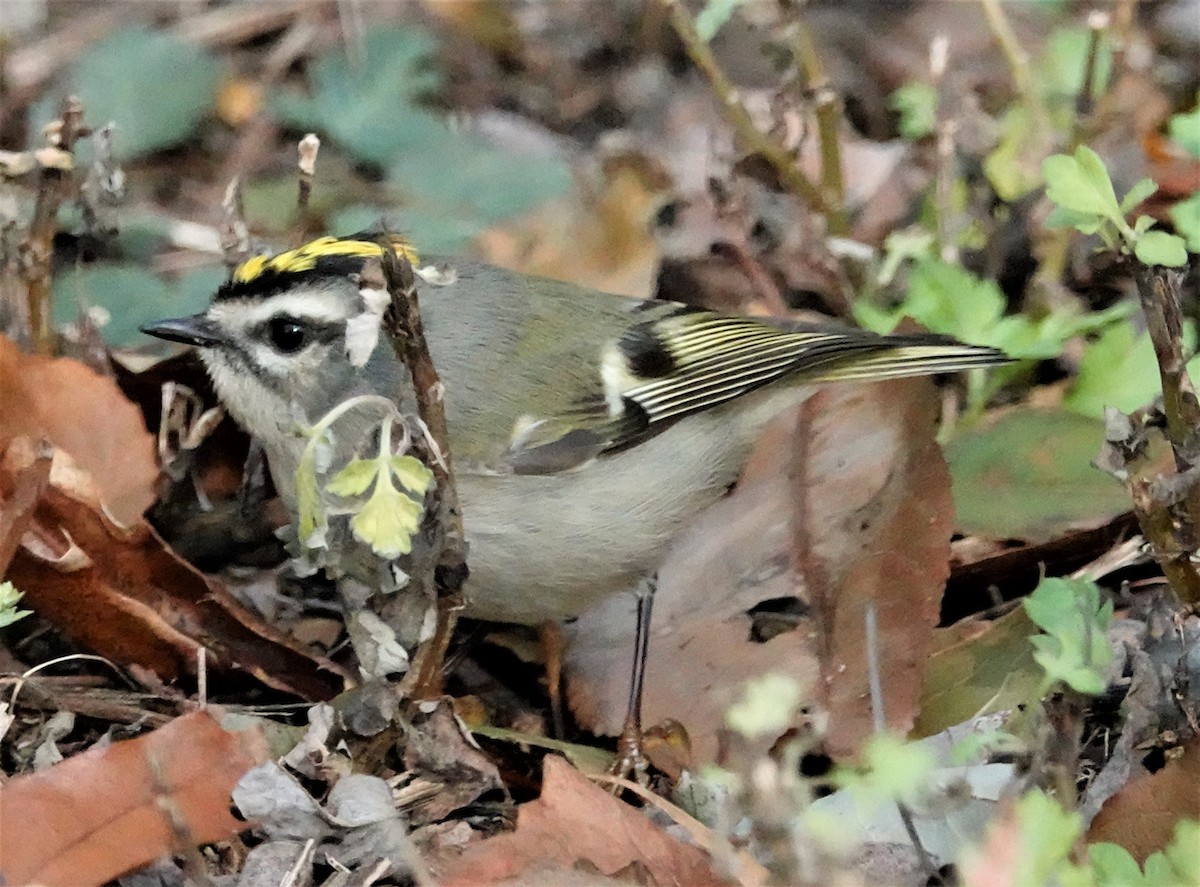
xmin=233 ymin=235 xmax=420 ymax=285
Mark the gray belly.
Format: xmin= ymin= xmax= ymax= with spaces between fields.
xmin=456 ymin=400 xmax=787 ymax=624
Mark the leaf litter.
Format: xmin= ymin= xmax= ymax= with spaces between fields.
xmin=1 ymin=1 xmax=1199 ymax=884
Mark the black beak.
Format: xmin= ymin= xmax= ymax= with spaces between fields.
xmin=140 ymin=314 xmax=224 ymax=347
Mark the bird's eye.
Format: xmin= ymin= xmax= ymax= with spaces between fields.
xmin=267 ymin=317 xmax=307 ymax=353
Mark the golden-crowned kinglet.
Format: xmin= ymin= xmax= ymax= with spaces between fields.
xmin=142 ymin=235 xmax=1008 ymax=626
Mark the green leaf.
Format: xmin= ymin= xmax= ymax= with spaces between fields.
xmin=327 ymin=458 xmax=379 ymax=497
xmin=960 ymin=791 xmax=1087 ymax=887
xmin=1169 ymin=191 xmax=1200 ymax=252
xmin=349 ymin=478 xmax=424 ymax=559
xmin=893 ymin=258 xmax=1005 ymax=344
xmin=1168 ymin=95 xmax=1200 ymax=158
xmin=55 ymin=264 xmax=221 ymax=348
xmin=54 ymin=26 xmax=220 ymax=160
xmin=1039 ymin=26 xmax=1113 ymax=100
xmin=1133 ymin=229 xmax=1189 ymax=267
xmin=0 ymin=581 xmax=32 ymax=628
xmin=695 ymin=0 xmax=745 ymax=41
xmin=1045 ymin=205 xmax=1106 ymax=235
xmin=273 ymin=27 xmax=442 ymax=166
xmin=916 ymin=605 xmax=1043 ymax=737
xmin=889 ymin=82 xmax=938 ymax=140
xmin=1089 ymin=843 xmax=1144 ymax=886
xmin=295 ymin=455 xmax=325 ymax=547
xmin=389 ymin=455 xmax=433 ymax=496
xmin=1043 ymin=146 xmax=1123 ymax=223
xmin=724 ymin=673 xmax=802 ymax=739
xmin=986 ymin=105 xmax=1051 ymax=201
xmin=1024 ymin=577 xmax=1112 ymax=694
xmin=1132 ymin=214 xmax=1155 ymax=235
xmin=388 ymin=131 xmax=573 ymax=252
xmin=1119 ymin=178 xmax=1158 ymax=214
xmin=1066 ymin=322 xmax=1200 ymax=418
xmin=873 ymin=228 xmax=934 ymax=292
xmin=1159 ymin=819 xmax=1200 ymax=883
xmin=834 ymin=733 xmax=936 ymax=807
xmin=947 ymin=408 xmax=1131 ymax=539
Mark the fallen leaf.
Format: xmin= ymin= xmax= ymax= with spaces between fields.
xmin=915 ymin=605 xmax=1042 ymax=738
xmin=567 ymin=377 xmax=953 ymax=761
xmin=402 ymin=700 xmax=507 ymax=825
xmin=798 ymin=377 xmax=952 ymax=755
xmin=0 ymin=334 xmax=157 ymax=525
xmin=0 ymin=438 xmax=50 ymax=575
xmin=0 ymin=709 xmax=268 ymax=887
xmin=946 ymin=408 xmax=1130 ymax=541
xmin=439 ymin=755 xmax=724 ymax=886
xmin=2 ymin=437 xmax=347 ymax=700
xmin=1086 ymin=736 xmax=1200 ymax=863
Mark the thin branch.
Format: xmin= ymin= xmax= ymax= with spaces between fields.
xmin=1075 ymin=12 xmax=1110 ymax=121
xmin=219 ymin=176 xmax=252 ymax=271
xmin=659 ymin=0 xmax=841 ymax=230
xmin=291 ymin=133 xmax=320 ymax=247
xmin=789 ymin=16 xmax=845 ymax=227
xmin=978 ymin=0 xmax=1050 ymax=131
xmin=1128 ymin=265 xmax=1200 ymax=606
xmin=375 ymin=249 xmax=468 ymax=700
xmin=19 ymin=95 xmax=86 ymax=355
xmin=296 ymin=133 xmax=320 ymax=216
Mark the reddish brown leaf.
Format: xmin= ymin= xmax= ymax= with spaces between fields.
xmin=566 ymin=409 xmax=822 ymax=763
xmin=798 ymin=378 xmax=952 ymax=755
xmin=439 ymin=755 xmax=724 ymax=886
xmin=2 ymin=438 xmax=347 ymax=700
xmin=0 ymin=438 xmax=50 ymax=575
xmin=0 ymin=709 xmax=269 ymax=887
xmin=0 ymin=334 xmax=157 ymax=525
xmin=1086 ymin=737 xmax=1200 ymax=862
xmin=566 ymin=378 xmax=952 ymax=762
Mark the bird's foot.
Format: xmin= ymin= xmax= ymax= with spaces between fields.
xmin=609 ymin=714 xmax=652 ymax=787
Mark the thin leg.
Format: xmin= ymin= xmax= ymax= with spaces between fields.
xmin=613 ymin=574 xmax=657 ymax=785
xmin=538 ymin=620 xmax=567 ymax=738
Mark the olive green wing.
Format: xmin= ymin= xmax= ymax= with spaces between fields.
xmin=503 ymin=305 xmax=1008 ymax=474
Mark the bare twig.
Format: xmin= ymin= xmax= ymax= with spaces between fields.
xmin=19 ymin=95 xmax=87 ymax=355
xmin=375 ymin=247 xmax=468 ymax=700
xmin=293 ymin=133 xmax=320 ymax=245
xmin=1125 ymin=265 xmax=1200 ymax=606
xmin=1075 ymin=12 xmax=1110 ymax=121
xmin=658 ymin=0 xmax=841 ymax=231
xmin=1133 ymin=268 xmax=1200 ymax=457
xmin=79 ymin=124 xmax=125 ymax=245
xmin=927 ymin=36 xmax=960 ymax=264
xmin=978 ymin=0 xmax=1050 ymax=131
xmin=219 ymin=176 xmax=253 ymax=271
xmin=789 ymin=16 xmax=845 ymax=227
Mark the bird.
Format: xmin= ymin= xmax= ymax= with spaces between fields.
xmin=142 ymin=233 xmax=1008 ymax=759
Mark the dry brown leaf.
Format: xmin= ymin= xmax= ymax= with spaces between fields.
xmin=799 ymin=378 xmax=952 ymax=755
xmin=0 ymin=437 xmax=50 ymax=575
xmin=567 ymin=377 xmax=951 ymax=762
xmin=402 ymin=700 xmax=506 ymax=825
xmin=0 ymin=709 xmax=269 ymax=887
xmin=0 ymin=334 xmax=157 ymax=525
xmin=438 ymin=754 xmax=724 ymax=886
xmin=1 ymin=438 xmax=347 ymax=700
xmin=1086 ymin=736 xmax=1200 ymax=862
xmin=566 ymin=409 xmax=821 ymax=763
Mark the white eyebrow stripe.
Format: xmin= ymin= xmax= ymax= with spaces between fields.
xmin=209 ymin=288 xmax=352 ymax=328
